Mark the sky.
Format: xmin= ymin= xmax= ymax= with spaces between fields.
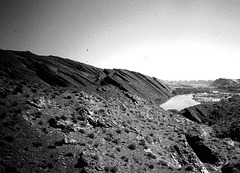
xmin=0 ymin=0 xmax=240 ymax=80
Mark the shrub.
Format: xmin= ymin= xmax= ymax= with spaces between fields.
xmin=60 ymin=115 xmax=68 ymax=121
xmin=104 ymin=166 xmax=110 ymax=172
xmin=138 ymin=139 xmax=146 ymax=146
xmin=64 ymin=152 xmax=74 ymax=157
xmin=121 ymin=156 xmax=129 ymax=162
xmin=128 ymin=143 xmax=136 ymax=150
xmin=112 ymin=138 xmax=120 ymax=145
xmin=65 ymin=95 xmax=72 ymax=99
xmin=110 ymin=166 xmax=118 ymax=173
xmin=87 ymin=133 xmax=95 ymax=139
xmin=148 ymin=164 xmax=154 ymax=169
xmin=116 ymin=129 xmax=122 ymax=134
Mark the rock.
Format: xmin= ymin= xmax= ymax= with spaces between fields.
xmin=185 ymin=131 xmax=223 ymax=165
xmin=180 ymin=107 xmax=203 ymax=123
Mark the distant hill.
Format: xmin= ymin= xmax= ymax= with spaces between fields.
xmin=164 ymin=80 xmax=212 ymax=88
xmin=0 ymin=49 xmax=172 ymax=104
xmin=210 ymin=78 xmax=240 ymax=88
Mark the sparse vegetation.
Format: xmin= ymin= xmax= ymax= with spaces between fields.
xmin=1 ymin=50 xmax=240 ymax=173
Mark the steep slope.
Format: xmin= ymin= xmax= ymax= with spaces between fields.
xmin=0 ymin=49 xmax=172 ymax=103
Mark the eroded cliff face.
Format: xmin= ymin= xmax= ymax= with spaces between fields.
xmin=0 ymin=49 xmax=172 ymax=104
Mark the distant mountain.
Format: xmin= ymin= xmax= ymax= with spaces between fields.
xmin=164 ymin=80 xmax=212 ymax=88
xmin=0 ymin=49 xmax=172 ymax=104
xmin=210 ymin=78 xmax=240 ymax=88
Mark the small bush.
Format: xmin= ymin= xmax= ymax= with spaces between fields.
xmin=32 ymin=142 xmax=42 ymax=148
xmin=116 ymin=129 xmax=122 ymax=134
xmin=65 ymin=95 xmax=72 ymax=99
xmin=124 ymin=128 xmax=130 ymax=133
xmin=146 ymin=152 xmax=157 ymax=159
xmin=87 ymin=133 xmax=95 ymax=139
xmin=112 ymin=138 xmax=120 ymax=145
xmin=110 ymin=166 xmax=118 ymax=173
xmin=138 ymin=139 xmax=146 ymax=146
xmin=60 ymin=115 xmax=68 ymax=121
xmin=104 ymin=166 xmax=110 ymax=172
xmin=158 ymin=160 xmax=168 ymax=167
xmin=64 ymin=152 xmax=74 ymax=157
xmin=148 ymin=164 xmax=154 ymax=169
xmin=128 ymin=143 xmax=136 ymax=150
xmin=121 ymin=156 xmax=129 ymax=162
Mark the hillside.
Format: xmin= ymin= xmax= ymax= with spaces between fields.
xmin=1 ymin=75 xmax=231 ymax=173
xmin=210 ymin=78 xmax=239 ymax=88
xmin=0 ymin=49 xmax=172 ymax=104
xmin=0 ymin=49 xmax=239 ymax=173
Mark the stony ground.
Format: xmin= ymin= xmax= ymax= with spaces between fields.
xmin=0 ymin=76 xmax=239 ymax=173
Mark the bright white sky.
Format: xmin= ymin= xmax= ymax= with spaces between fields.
xmin=0 ymin=0 xmax=240 ymax=80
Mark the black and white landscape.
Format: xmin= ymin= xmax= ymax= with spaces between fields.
xmin=1 ymin=1 xmax=240 ymax=173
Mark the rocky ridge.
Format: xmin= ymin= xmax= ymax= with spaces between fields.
xmin=0 ymin=49 xmax=172 ymax=104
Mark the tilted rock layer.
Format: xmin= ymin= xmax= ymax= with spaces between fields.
xmin=0 ymin=49 xmax=172 ymax=104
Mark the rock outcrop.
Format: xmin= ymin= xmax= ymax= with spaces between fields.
xmin=0 ymin=49 xmax=172 ymax=104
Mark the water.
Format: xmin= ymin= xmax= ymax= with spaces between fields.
xmin=160 ymin=94 xmax=200 ymax=111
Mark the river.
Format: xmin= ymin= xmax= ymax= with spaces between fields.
xmin=160 ymin=94 xmax=200 ymax=111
